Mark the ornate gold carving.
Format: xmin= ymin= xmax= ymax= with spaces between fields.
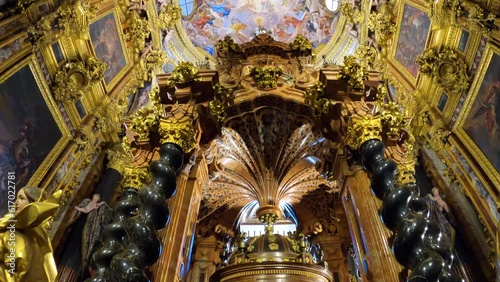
xmin=210 ymin=83 xmax=235 ymax=122
xmin=339 ymin=55 xmax=368 ymax=90
xmin=340 ymin=1 xmax=363 ymax=24
xmin=52 ymin=57 xmax=107 ymax=102
xmin=290 ymin=34 xmax=314 ymax=57
xmin=123 ymin=166 xmax=151 ymax=189
xmin=155 ymin=3 xmax=181 ymax=30
xmin=158 ymin=118 xmax=196 ymax=153
xmin=106 ymin=147 xmax=131 ymax=174
xmin=345 ymin=115 xmax=383 ymax=150
xmin=124 ymin=11 xmax=150 ymax=55
xmin=304 ymin=81 xmax=330 ymax=117
xmin=415 ymin=47 xmax=469 ymax=94
xmin=380 ymin=102 xmax=407 ymax=139
xmin=26 ymin=16 xmax=53 ymax=45
xmin=56 ymin=0 xmax=101 ymax=39
xmin=428 ymin=0 xmax=495 ymax=33
xmin=250 ymin=66 xmax=283 ymax=89
xmin=130 ymin=107 xmax=158 ymax=142
xmin=166 ymin=62 xmax=202 ymax=87
xmin=354 ymin=44 xmax=379 ymax=70
xmin=367 ymin=1 xmax=395 ymax=58
xmin=216 ymin=36 xmax=238 ymax=54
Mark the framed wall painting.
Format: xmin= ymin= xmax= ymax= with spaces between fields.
xmin=0 ymin=55 xmax=71 ymax=215
xmin=392 ymin=1 xmax=431 ymax=84
xmin=89 ymin=7 xmax=129 ymax=92
xmin=455 ymin=43 xmax=500 ymax=190
xmin=437 ymin=93 xmax=448 ymax=112
xmin=457 ymin=30 xmax=470 ymax=53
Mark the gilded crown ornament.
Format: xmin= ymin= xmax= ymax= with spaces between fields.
xmin=166 ymin=62 xmax=202 ymax=87
xmin=250 ymin=66 xmax=283 ymax=89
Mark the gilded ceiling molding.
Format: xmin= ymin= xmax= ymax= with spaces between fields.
xmin=52 ymin=57 xmax=107 ymax=103
xmin=415 ymin=46 xmax=469 ymax=95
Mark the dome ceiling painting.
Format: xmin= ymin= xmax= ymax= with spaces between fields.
xmin=179 ymin=0 xmax=341 ymax=56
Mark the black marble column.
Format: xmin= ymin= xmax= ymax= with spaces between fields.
xmin=359 ymin=139 xmax=463 ymax=282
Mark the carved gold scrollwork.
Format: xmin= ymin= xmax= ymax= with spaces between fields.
xmin=339 ymin=55 xmax=368 ymax=90
xmin=345 ymin=115 xmax=383 ymax=150
xmin=158 ymin=118 xmax=196 ymax=153
xmin=428 ymin=0 xmax=495 ymax=33
xmin=415 ymin=47 xmax=469 ymax=94
xmin=210 ymin=83 xmax=235 ymax=122
xmin=155 ymin=3 xmax=181 ymax=30
xmin=304 ymin=81 xmax=330 ymax=117
xmin=166 ymin=62 xmax=202 ymax=87
xmin=106 ymin=148 xmax=130 ymax=175
xmin=290 ymin=34 xmax=315 ymax=58
xmin=56 ymin=0 xmax=101 ymax=40
xmin=250 ymin=66 xmax=283 ymax=89
xmin=123 ymin=166 xmax=151 ymax=189
xmin=339 ymin=1 xmax=363 ymax=24
xmin=130 ymin=107 xmax=158 ymax=142
xmin=140 ymin=49 xmax=168 ymax=80
xmin=367 ymin=1 xmax=395 ymax=59
xmin=52 ymin=57 xmax=106 ymax=103
xmin=26 ymin=16 xmax=54 ymax=46
xmin=354 ymin=44 xmax=380 ymax=70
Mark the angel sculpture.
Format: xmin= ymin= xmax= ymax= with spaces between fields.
xmin=0 ymin=186 xmax=61 ymax=282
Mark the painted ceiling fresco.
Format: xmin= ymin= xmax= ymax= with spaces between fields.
xmin=180 ymin=0 xmax=340 ymax=56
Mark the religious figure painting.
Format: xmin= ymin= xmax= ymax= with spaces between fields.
xmin=0 ymin=64 xmax=63 ymax=216
xmin=463 ymin=53 xmax=500 ymax=173
xmin=130 ymin=82 xmax=152 ymax=113
xmin=89 ymin=11 xmax=126 ymax=86
xmin=394 ymin=4 xmax=430 ymax=77
xmin=182 ymin=0 xmax=341 ymax=56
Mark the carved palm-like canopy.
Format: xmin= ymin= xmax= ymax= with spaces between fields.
xmin=199 ymin=99 xmax=339 ymax=233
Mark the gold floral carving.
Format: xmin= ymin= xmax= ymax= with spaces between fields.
xmin=26 ymin=16 xmax=54 ymax=46
xmin=250 ymin=66 xmax=283 ymax=89
xmin=339 ymin=56 xmax=368 ymax=90
xmin=52 ymin=57 xmax=107 ymax=102
xmin=56 ymin=0 xmax=101 ymax=39
xmin=141 ymin=49 xmax=168 ymax=80
xmin=367 ymin=1 xmax=395 ymax=58
xmin=155 ymin=3 xmax=181 ymax=30
xmin=354 ymin=44 xmax=380 ymax=70
xmin=158 ymin=118 xmax=196 ymax=153
xmin=123 ymin=166 xmax=151 ymax=189
xmin=290 ymin=34 xmax=315 ymax=57
xmin=304 ymin=81 xmax=330 ymax=117
xmin=130 ymin=107 xmax=158 ymax=142
xmin=216 ymin=36 xmax=238 ymax=54
xmin=380 ymin=102 xmax=407 ymax=139
xmin=345 ymin=115 xmax=383 ymax=150
xmin=125 ymin=11 xmax=150 ymax=55
xmin=166 ymin=62 xmax=202 ymax=87
xmin=339 ymin=1 xmax=363 ymax=24
xmin=415 ymin=47 xmax=469 ymax=94
xmin=210 ymin=83 xmax=235 ymax=122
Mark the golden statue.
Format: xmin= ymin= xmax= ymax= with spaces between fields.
xmin=0 ymin=186 xmax=61 ymax=282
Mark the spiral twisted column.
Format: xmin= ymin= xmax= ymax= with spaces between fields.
xmin=346 ymin=115 xmax=462 ymax=281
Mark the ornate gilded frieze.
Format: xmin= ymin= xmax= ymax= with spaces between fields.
xmin=339 ymin=55 xmax=369 ymax=90
xmin=52 ymin=57 xmax=107 ymax=103
xmin=345 ymin=115 xmax=383 ymax=150
xmin=304 ymin=81 xmax=330 ymax=117
xmin=209 ymin=83 xmax=235 ymax=122
xmin=428 ymin=0 xmax=496 ymax=33
xmin=250 ymin=66 xmax=283 ymax=89
xmin=415 ymin=47 xmax=469 ymax=94
xmin=155 ymin=3 xmax=181 ymax=30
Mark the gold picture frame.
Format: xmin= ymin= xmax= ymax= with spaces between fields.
xmin=87 ymin=3 xmax=131 ymax=93
xmin=390 ymin=0 xmax=431 ymax=86
xmin=0 ymin=53 xmax=72 ymax=189
xmin=454 ymin=43 xmax=500 ymax=191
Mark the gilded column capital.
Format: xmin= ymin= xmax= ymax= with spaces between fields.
xmin=123 ymin=166 xmax=151 ymax=189
xmin=106 ymin=149 xmax=131 ymax=175
xmin=345 ymin=115 xmax=382 ymax=150
xmin=158 ymin=118 xmax=196 ymax=153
